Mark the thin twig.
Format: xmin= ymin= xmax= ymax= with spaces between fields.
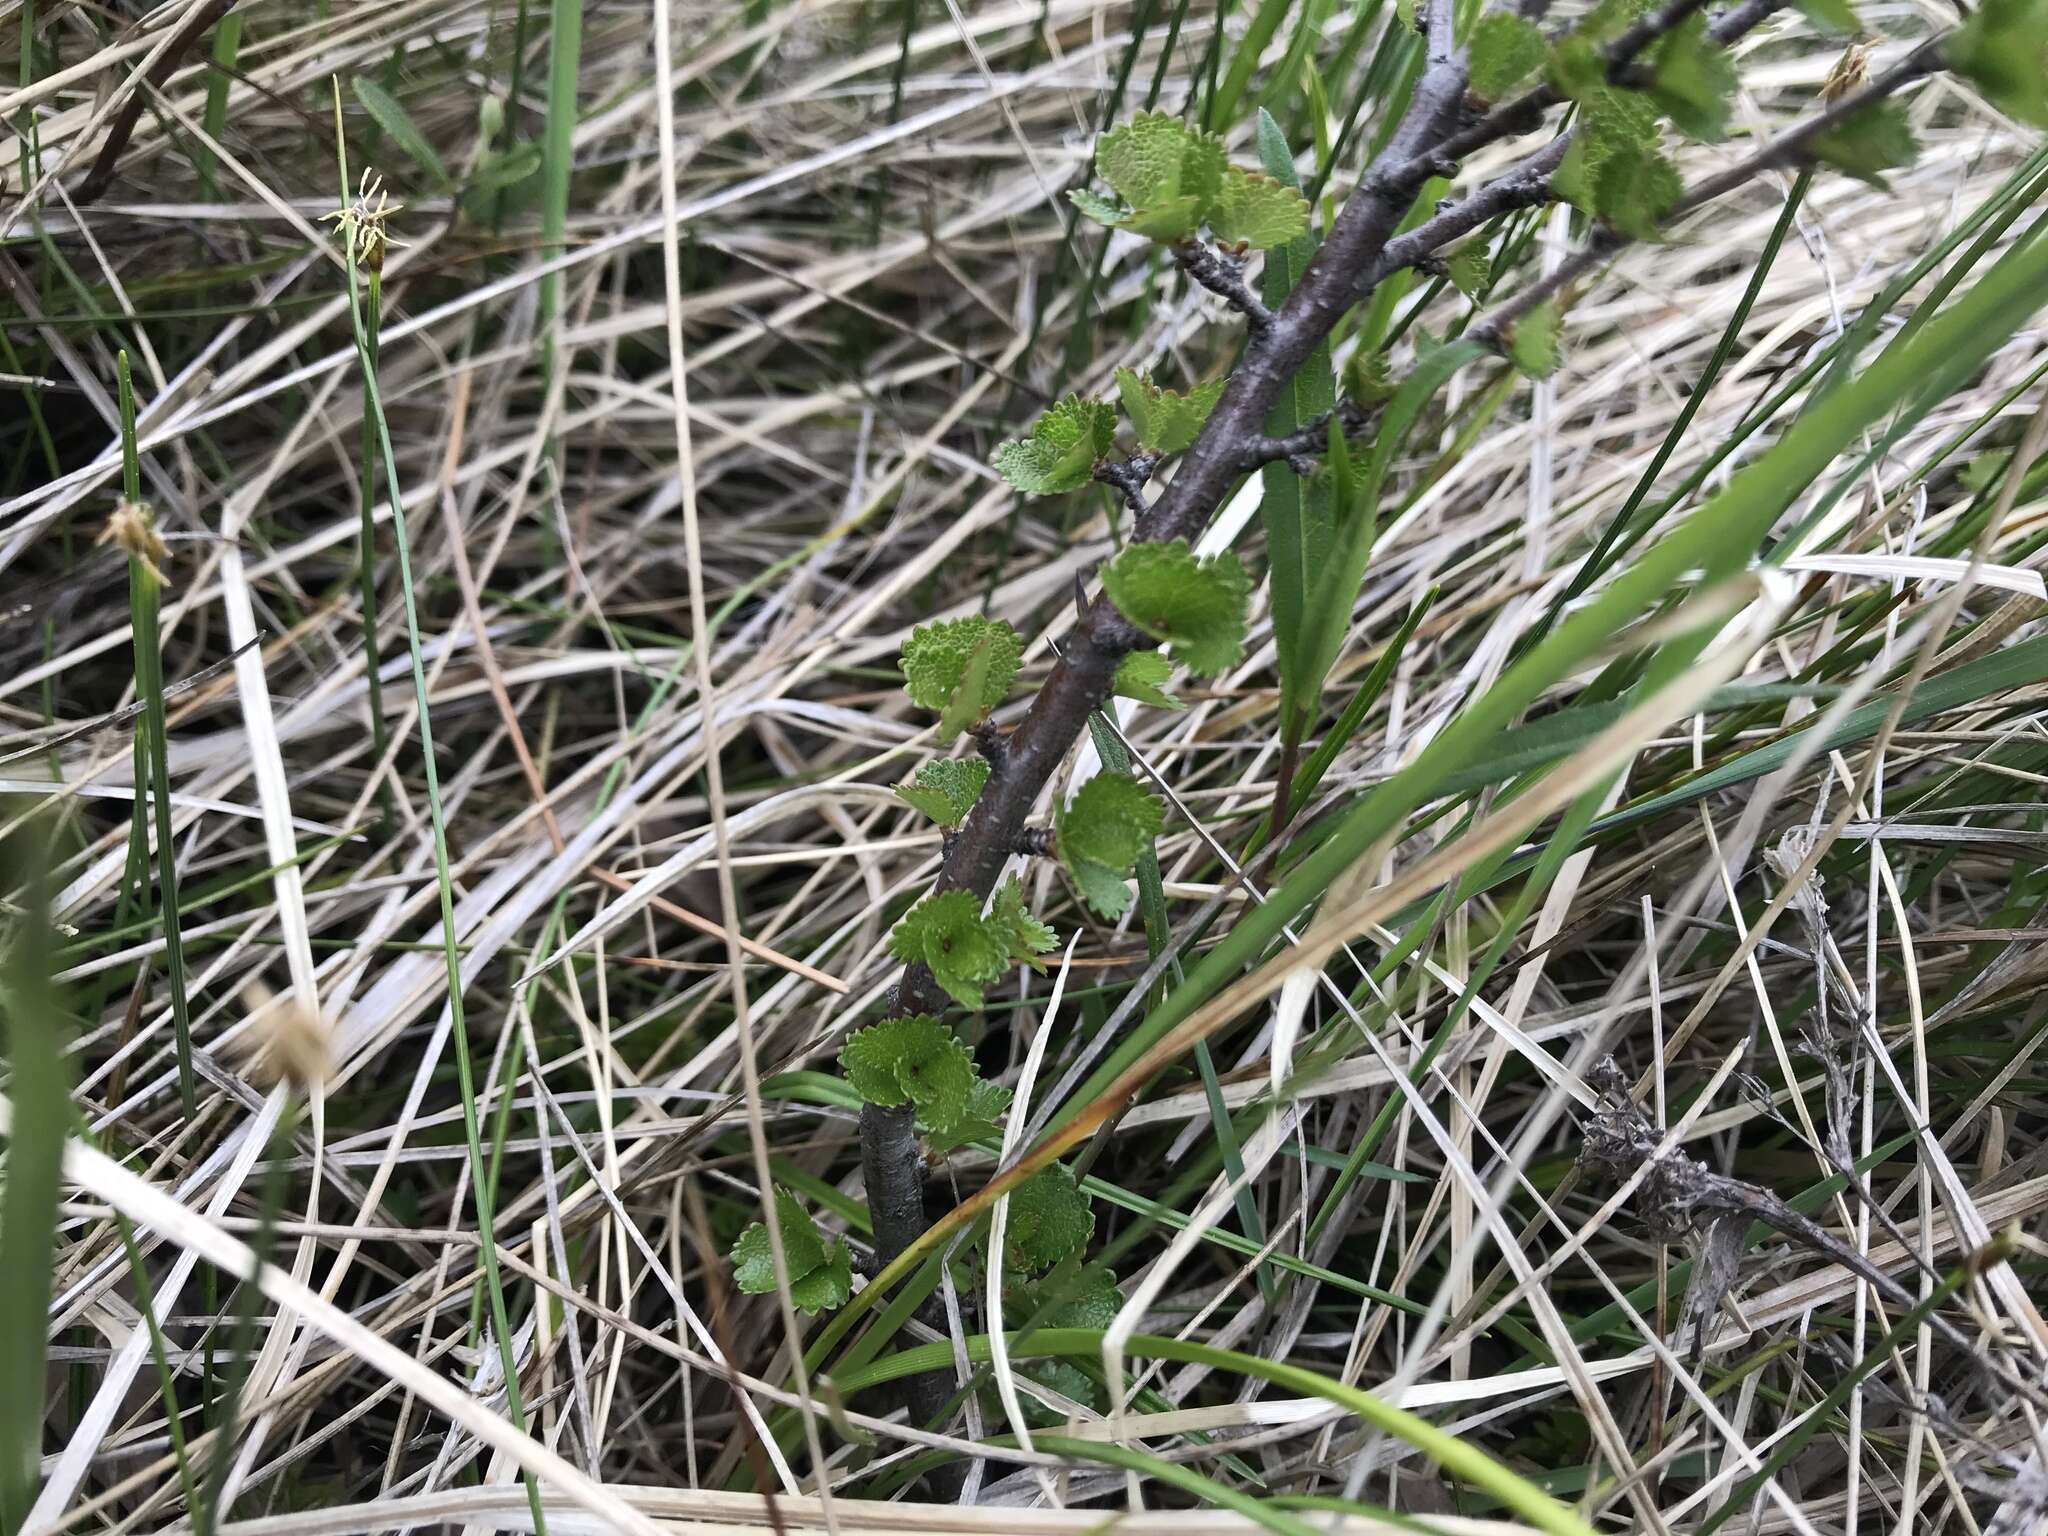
xmin=1172 ymin=242 xmax=1273 ymax=330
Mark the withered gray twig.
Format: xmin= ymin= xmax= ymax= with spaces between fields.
xmin=1579 ymin=1057 xmax=2031 ymax=1390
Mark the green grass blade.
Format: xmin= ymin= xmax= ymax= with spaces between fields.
xmin=1048 ymin=217 xmax=2048 ymax=1138
xmin=1207 ymin=0 xmax=1295 ymax=131
xmin=1293 ymin=341 xmax=1481 ymax=749
xmin=355 ymin=267 xmax=393 ymax=825
xmin=117 ymin=351 xmax=197 ymax=1117
xmin=539 ymin=0 xmax=582 ymax=361
xmin=196 ymin=11 xmax=244 ymax=201
xmin=0 ymin=834 xmax=68 ymax=1528
xmin=110 ymin=1211 xmax=201 ymax=1515
xmin=1255 ymin=109 xmax=1336 ymax=759
xmin=842 ymin=1330 xmax=1600 ymax=1536
xmin=351 ymin=78 xmax=450 ymax=189
xmin=329 ymin=89 xmax=548 ymax=1536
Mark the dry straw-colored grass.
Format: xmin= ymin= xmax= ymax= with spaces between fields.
xmin=3 ymin=0 xmax=2048 ymax=1532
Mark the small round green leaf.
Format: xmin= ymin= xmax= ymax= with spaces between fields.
xmin=1947 ymin=0 xmax=2048 ymax=128
xmin=886 ymin=890 xmax=1008 ymax=1009
xmin=1469 ymin=13 xmax=1546 ymax=101
xmin=1003 ymin=1165 xmax=1095 ymax=1272
xmin=1114 ymin=369 xmax=1226 ymax=456
xmin=900 ymin=616 xmax=1022 ymax=724
xmin=1096 ymin=113 xmax=1227 ymax=213
xmin=991 ymin=394 xmax=1117 ymax=496
xmin=1204 ymin=166 xmax=1309 ymax=250
xmin=1112 ymin=649 xmax=1183 ymax=709
xmin=989 ymin=876 xmax=1057 ymax=970
xmin=730 ymin=1190 xmax=851 ymax=1314
xmin=1099 ymin=539 xmax=1251 ymax=676
xmin=1806 ymin=102 xmax=1922 ymax=189
xmin=1506 ymin=301 xmax=1564 ymax=380
xmin=1059 ymin=771 xmax=1165 ymax=872
xmin=894 ymin=756 xmax=991 ymax=828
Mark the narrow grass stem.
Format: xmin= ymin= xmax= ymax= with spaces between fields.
xmin=329 ymin=87 xmax=548 ymax=1536
xmin=115 ymin=350 xmax=197 ymax=1117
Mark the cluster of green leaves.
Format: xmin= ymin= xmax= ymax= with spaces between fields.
xmin=841 ymin=1014 xmax=978 ymax=1134
xmin=729 ymin=1025 xmax=1097 ymax=1316
xmin=1545 ymin=0 xmax=1702 ymax=240
xmin=990 ymin=395 xmax=1116 ymax=496
xmin=840 ymin=1014 xmax=1018 ymax=1150
xmin=730 ymin=1190 xmax=854 ymax=1315
xmin=887 ymin=880 xmax=1056 ymax=1009
xmin=900 ymin=615 xmax=1023 ymax=743
xmin=1492 ymin=0 xmax=1933 ymax=236
xmin=894 ymin=756 xmax=989 ymax=828
xmin=992 ymin=373 xmax=1226 ymax=498
xmin=1946 ymin=0 xmax=2048 ymax=129
xmin=1010 ymin=1264 xmax=1122 ymax=1416
xmin=1002 ymin=1166 xmax=1097 ymax=1272
xmin=1069 ymin=112 xmax=1309 ymax=249
xmin=1056 ymin=771 xmax=1166 ymax=918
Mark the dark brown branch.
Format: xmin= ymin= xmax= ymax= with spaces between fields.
xmin=1172 ymin=242 xmax=1273 ymax=330
xmin=1368 ymin=138 xmax=1569 ymax=292
xmin=866 ymin=0 xmax=1479 ymax=1259
xmin=856 ymin=1102 xmax=953 ymax=1430
xmin=967 ymin=719 xmax=1008 ymax=777
xmin=851 ymin=0 xmax=1884 ymax=1415
xmin=1013 ymin=826 xmax=1056 ymax=857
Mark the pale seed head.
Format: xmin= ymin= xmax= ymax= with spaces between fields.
xmin=242 ymin=995 xmax=334 ymax=1096
xmin=97 ymin=499 xmax=168 ymax=584
xmin=1821 ymin=42 xmax=1870 ymax=104
xmin=324 ymin=168 xmax=407 ymax=274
